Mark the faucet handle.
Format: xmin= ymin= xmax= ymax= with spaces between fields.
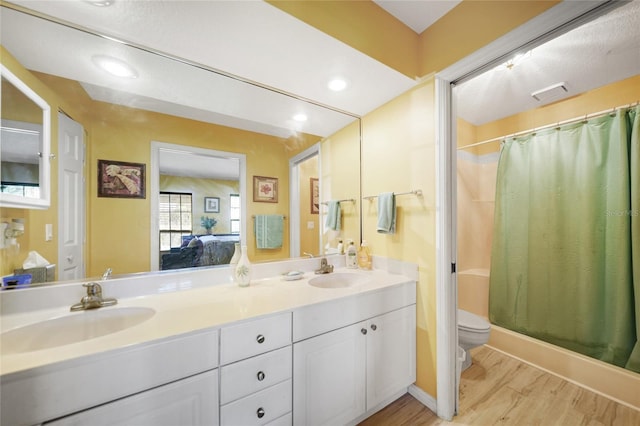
xmin=83 ymin=282 xmax=103 ymax=297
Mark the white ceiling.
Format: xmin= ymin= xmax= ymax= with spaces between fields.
xmin=455 ymin=0 xmax=640 ymax=126
xmin=373 ymin=0 xmax=461 ymax=34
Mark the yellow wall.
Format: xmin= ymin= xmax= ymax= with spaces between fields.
xmin=86 ymin=101 xmax=293 ymax=274
xmin=159 ymin=176 xmax=240 ymax=235
xmin=271 ymin=0 xmax=560 ymax=78
xmin=361 ymin=77 xmax=437 ymax=395
xmin=321 ymin=120 xmax=361 ymax=249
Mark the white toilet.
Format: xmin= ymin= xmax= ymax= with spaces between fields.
xmin=458 ymin=309 xmax=491 ymax=371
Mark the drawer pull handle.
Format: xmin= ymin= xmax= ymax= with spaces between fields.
xmin=257 ymin=407 xmax=265 ymax=419
xmin=256 ymin=334 xmax=265 ymax=344
xmin=371 ymin=324 xmax=377 ymax=331
xmin=361 ymin=328 xmax=367 ymax=335
xmin=257 ymin=371 xmax=266 ymax=381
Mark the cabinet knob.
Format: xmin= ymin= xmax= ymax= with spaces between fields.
xmin=257 ymin=371 xmax=265 ymax=381
xmin=371 ymin=324 xmax=377 ymax=331
xmin=257 ymin=407 xmax=265 ymax=419
xmin=256 ymin=334 xmax=265 ymax=344
xmin=361 ymin=328 xmax=367 ymax=335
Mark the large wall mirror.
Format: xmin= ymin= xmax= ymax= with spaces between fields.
xmin=0 ymin=3 xmax=361 ymax=284
xmin=0 ymin=64 xmax=51 ymax=209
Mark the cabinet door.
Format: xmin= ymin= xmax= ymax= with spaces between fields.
xmin=366 ymin=305 xmax=416 ymax=408
xmin=293 ymin=323 xmax=366 ymax=426
xmin=45 ymin=369 xmax=219 ymax=426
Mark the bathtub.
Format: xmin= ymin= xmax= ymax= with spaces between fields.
xmin=457 ymin=268 xmax=490 ymax=319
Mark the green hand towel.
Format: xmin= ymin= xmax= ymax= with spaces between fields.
xmin=254 ymin=214 xmax=284 ymax=249
xmin=325 ymin=201 xmax=341 ymax=231
xmin=376 ymin=192 xmax=396 ymax=234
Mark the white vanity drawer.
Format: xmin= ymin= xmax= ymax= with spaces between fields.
xmin=220 ymin=346 xmax=292 ymax=404
xmin=220 ymin=312 xmax=291 ymax=364
xmin=220 ymin=379 xmax=291 ymax=426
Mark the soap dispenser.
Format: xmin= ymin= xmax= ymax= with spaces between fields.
xmin=357 ymin=240 xmax=372 ymax=270
xmin=345 ymin=240 xmax=358 ymax=269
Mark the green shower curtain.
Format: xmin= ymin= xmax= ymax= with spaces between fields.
xmin=489 ymin=106 xmax=640 ymax=372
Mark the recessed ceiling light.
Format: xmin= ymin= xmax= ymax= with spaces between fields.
xmin=496 ymin=50 xmax=532 ymax=71
xmin=328 ymin=78 xmax=348 ymax=92
xmin=92 ymin=55 xmax=138 ymax=78
xmin=293 ymin=113 xmax=308 ymax=122
xmin=84 ymin=0 xmax=115 ymax=6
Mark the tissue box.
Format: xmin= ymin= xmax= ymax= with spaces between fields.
xmin=14 ymin=264 xmax=56 ymax=283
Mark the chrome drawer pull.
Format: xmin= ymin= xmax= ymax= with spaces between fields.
xmin=361 ymin=328 xmax=367 ymax=335
xmin=256 ymin=334 xmax=265 ymax=344
xmin=371 ymin=324 xmax=377 ymax=331
xmin=257 ymin=407 xmax=265 ymax=419
xmin=257 ymin=371 xmax=266 ymax=381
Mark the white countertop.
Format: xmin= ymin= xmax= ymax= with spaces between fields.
xmin=0 ymin=264 xmax=415 ymax=376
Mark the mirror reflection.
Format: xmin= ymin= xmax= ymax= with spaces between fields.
xmin=0 ymin=66 xmax=51 ymax=209
xmin=0 ymin=4 xmax=361 ymax=286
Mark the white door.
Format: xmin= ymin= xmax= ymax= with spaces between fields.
xmin=293 ymin=323 xmax=366 ymax=426
xmin=58 ymin=113 xmax=84 ymax=281
xmin=366 ymin=305 xmax=417 ymax=408
xmin=44 ymin=369 xmax=219 ymax=426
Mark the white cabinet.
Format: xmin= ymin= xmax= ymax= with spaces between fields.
xmin=293 ymin=305 xmax=416 ymax=426
xmin=366 ymin=305 xmax=416 ymax=408
xmin=293 ymin=323 xmax=367 ymax=426
xmin=45 ymin=369 xmax=219 ymax=426
xmin=220 ymin=313 xmax=293 ymax=425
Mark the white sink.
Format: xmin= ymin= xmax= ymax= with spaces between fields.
xmin=1 ymin=307 xmax=155 ymax=355
xmin=308 ymin=272 xmax=367 ymax=289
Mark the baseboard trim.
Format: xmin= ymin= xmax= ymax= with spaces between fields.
xmin=408 ymin=384 xmax=437 ymax=413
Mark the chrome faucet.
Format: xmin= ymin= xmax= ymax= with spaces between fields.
xmin=102 ymin=267 xmax=112 ymax=280
xmin=314 ymin=257 xmax=334 ymax=274
xmin=70 ymin=282 xmax=118 ymax=311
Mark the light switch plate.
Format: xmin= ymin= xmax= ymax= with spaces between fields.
xmin=45 ymin=223 xmax=53 ymax=241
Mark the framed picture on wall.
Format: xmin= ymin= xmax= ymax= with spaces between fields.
xmin=204 ymin=197 xmax=220 ymax=213
xmin=97 ymin=159 xmax=145 ymax=199
xmin=310 ymin=177 xmax=319 ymax=214
xmin=253 ymin=175 xmax=278 ymax=203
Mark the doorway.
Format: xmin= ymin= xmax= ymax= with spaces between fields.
xmin=289 ymin=144 xmax=320 ymax=258
xmin=435 ymin=0 xmax=625 ymax=419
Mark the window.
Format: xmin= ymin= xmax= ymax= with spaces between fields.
xmin=230 ymin=193 xmax=240 ymax=234
xmin=1 ymin=183 xmax=40 ymax=198
xmin=159 ymin=192 xmax=192 ymax=251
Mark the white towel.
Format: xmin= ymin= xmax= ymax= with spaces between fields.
xmin=325 ymin=201 xmax=341 ymax=231
xmin=376 ymin=192 xmax=396 ymax=234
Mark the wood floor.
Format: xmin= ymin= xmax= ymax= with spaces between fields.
xmin=360 ymin=346 xmax=640 ymax=425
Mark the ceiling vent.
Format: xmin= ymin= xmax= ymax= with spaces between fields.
xmin=531 ymin=82 xmax=568 ymax=102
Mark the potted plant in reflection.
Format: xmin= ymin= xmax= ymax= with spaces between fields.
xmin=201 ymin=216 xmax=218 ymax=234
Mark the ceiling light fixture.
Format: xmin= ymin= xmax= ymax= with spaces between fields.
xmin=293 ymin=113 xmax=308 ymax=122
xmin=92 ymin=55 xmax=138 ymax=78
xmin=327 ymin=78 xmax=348 ymax=92
xmin=496 ymin=50 xmax=532 ymax=71
xmin=84 ymin=0 xmax=115 ymax=6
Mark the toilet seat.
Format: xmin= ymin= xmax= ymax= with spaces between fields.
xmin=458 ymin=309 xmax=490 ymax=333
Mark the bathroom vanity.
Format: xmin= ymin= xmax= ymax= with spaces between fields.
xmin=0 ymin=258 xmax=417 ymax=425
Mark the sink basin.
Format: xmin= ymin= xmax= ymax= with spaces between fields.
xmin=308 ymin=272 xmax=367 ymax=289
xmin=1 ymin=307 xmax=155 ymax=355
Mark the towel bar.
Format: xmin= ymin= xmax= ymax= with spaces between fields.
xmin=320 ymin=198 xmax=355 ymax=205
xmin=251 ymin=215 xmax=286 ymax=219
xmin=362 ymin=189 xmax=422 ymax=200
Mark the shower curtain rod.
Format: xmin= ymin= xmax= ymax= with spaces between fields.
xmin=458 ymin=101 xmax=639 ymax=150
